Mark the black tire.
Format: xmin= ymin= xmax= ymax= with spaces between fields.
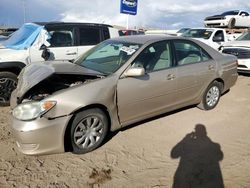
xmin=228 ymin=18 xmax=236 ymax=29
xmin=197 ymin=81 xmax=222 ymax=110
xmin=0 ymin=72 xmax=18 ymax=106
xmin=70 ymin=108 xmax=109 ymax=154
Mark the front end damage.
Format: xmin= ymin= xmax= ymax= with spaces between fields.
xmin=11 ymin=61 xmax=104 ymax=107
xmin=10 ymin=61 xmax=107 ymax=155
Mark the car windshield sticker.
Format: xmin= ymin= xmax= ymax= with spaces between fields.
xmin=120 ymin=46 xmax=136 ymax=55
xmin=129 ymin=45 xmax=140 ymax=50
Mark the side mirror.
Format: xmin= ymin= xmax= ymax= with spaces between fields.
xmin=41 ymin=47 xmax=51 ymax=61
xmin=39 ymin=44 xmax=47 ymax=50
xmin=241 ymin=13 xmax=246 ymax=17
xmin=124 ymin=67 xmax=145 ymax=77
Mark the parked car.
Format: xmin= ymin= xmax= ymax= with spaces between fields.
xmin=119 ymin=29 xmax=145 ymax=36
xmin=204 ymin=10 xmax=250 ymax=29
xmin=220 ymin=31 xmax=250 ymax=74
xmin=0 ymin=22 xmax=119 ymax=106
xmin=10 ymin=35 xmax=238 ymax=155
xmin=182 ymin=28 xmax=234 ymax=50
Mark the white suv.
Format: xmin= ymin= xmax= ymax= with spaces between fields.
xmin=0 ymin=22 xmax=119 ymax=106
xmin=204 ymin=10 xmax=250 ymax=29
xmin=221 ymin=31 xmax=250 ymax=74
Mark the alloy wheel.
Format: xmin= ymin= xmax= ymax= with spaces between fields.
xmin=73 ymin=116 xmax=104 ymax=149
xmin=206 ymin=86 xmax=220 ymax=107
xmin=0 ymin=78 xmax=17 ymax=103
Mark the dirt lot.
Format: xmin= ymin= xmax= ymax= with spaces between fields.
xmin=0 ymin=75 xmax=249 ymax=188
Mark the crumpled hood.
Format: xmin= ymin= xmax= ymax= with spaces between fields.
xmin=222 ymin=40 xmax=250 ymax=48
xmin=16 ymin=60 xmax=103 ymax=99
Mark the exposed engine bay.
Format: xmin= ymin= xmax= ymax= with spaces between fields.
xmin=18 ymin=73 xmax=101 ymax=104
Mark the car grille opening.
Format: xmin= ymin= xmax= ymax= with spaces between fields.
xmin=238 ymin=65 xmax=248 ymax=68
xmin=222 ymin=48 xmax=250 ymax=59
xmin=205 ymin=17 xmax=225 ymax=21
xmin=206 ymin=23 xmax=221 ymax=26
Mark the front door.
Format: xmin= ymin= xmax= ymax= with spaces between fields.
xmin=117 ymin=41 xmax=178 ymax=124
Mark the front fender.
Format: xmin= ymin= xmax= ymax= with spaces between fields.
xmin=43 ymin=75 xmax=121 ymax=131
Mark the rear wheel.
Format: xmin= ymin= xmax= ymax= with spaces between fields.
xmin=228 ymin=18 xmax=236 ymax=29
xmin=70 ymin=108 xmax=109 ymax=154
xmin=198 ymin=81 xmax=222 ymax=110
xmin=0 ymin=72 xmax=18 ymax=106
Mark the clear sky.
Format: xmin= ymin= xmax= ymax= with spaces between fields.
xmin=0 ymin=0 xmax=250 ymax=29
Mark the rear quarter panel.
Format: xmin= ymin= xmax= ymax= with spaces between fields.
xmin=193 ymin=39 xmax=238 ymax=92
xmin=215 ymin=54 xmax=238 ymax=92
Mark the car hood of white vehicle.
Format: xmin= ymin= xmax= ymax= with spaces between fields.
xmin=0 ymin=47 xmax=28 ymax=62
xmin=223 ymin=40 xmax=250 ymax=48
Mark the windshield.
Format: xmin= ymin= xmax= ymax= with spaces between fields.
xmin=182 ymin=29 xmax=213 ymax=39
xmin=236 ymin=31 xmax=250 ymax=41
xmin=221 ymin=10 xmax=239 ymax=16
xmin=177 ymin=28 xmax=190 ymax=33
xmin=74 ymin=40 xmax=141 ymax=75
xmin=2 ymin=23 xmax=43 ymax=50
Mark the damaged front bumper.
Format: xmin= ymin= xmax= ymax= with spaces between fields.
xmin=10 ymin=114 xmax=72 ymax=155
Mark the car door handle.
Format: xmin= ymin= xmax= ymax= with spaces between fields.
xmin=208 ymin=65 xmax=215 ymax=70
xmin=166 ymin=74 xmax=176 ymax=80
xmin=66 ymin=52 xmax=77 ymax=55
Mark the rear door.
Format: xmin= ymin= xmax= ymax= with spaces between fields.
xmin=173 ymin=39 xmax=216 ymax=104
xmin=47 ymin=25 xmax=78 ymax=61
xmin=117 ymin=41 xmax=178 ymax=124
xmin=29 ymin=25 xmax=78 ymax=62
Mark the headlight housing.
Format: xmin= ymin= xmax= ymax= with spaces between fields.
xmin=12 ymin=101 xmax=56 ymax=121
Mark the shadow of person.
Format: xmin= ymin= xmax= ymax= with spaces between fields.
xmin=171 ymin=124 xmax=224 ymax=188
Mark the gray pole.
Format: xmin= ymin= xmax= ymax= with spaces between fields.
xmin=22 ymin=0 xmax=26 ymax=23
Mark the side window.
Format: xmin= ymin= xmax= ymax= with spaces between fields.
xmin=79 ymin=27 xmax=101 ymax=45
xmin=213 ymin=30 xmax=224 ymax=42
xmin=174 ymin=41 xmax=211 ymax=65
xmin=103 ymin=28 xmax=110 ymax=40
xmin=240 ymin=12 xmax=249 ymax=16
xmin=49 ymin=29 xmax=74 ymax=47
xmin=132 ymin=41 xmax=172 ymax=72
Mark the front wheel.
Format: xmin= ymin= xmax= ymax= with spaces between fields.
xmin=197 ymin=81 xmax=222 ymax=110
xmin=70 ymin=108 xmax=109 ymax=154
xmin=0 ymin=72 xmax=18 ymax=106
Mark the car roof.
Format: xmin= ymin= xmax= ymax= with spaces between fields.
xmin=33 ymin=22 xmax=113 ymax=28
xmin=111 ymin=35 xmax=180 ymax=44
